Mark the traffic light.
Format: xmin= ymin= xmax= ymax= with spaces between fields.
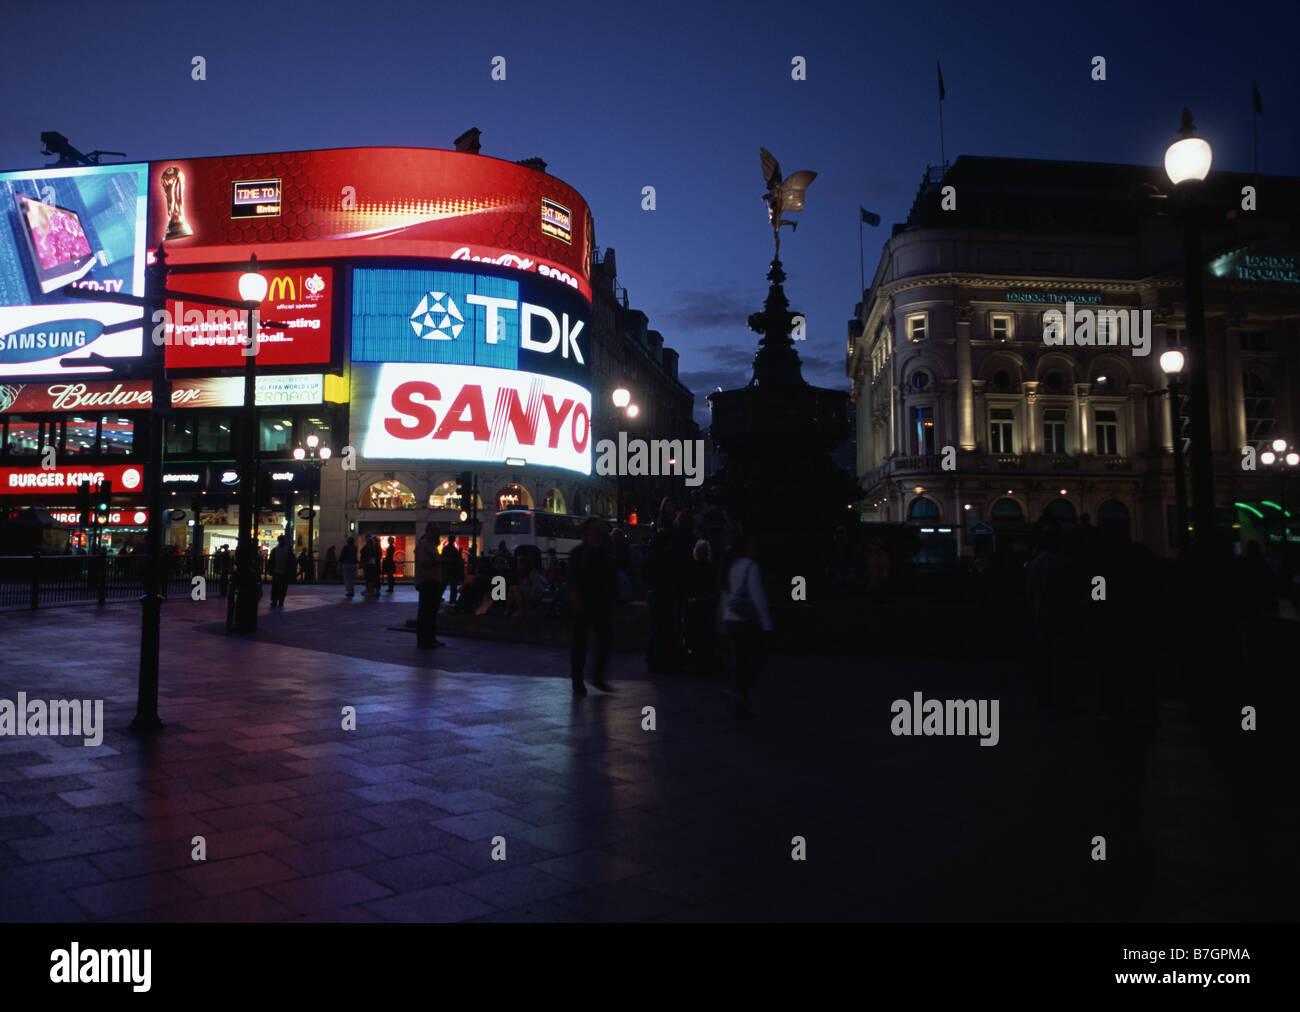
xmin=94 ymin=479 xmax=112 ymax=515
xmin=456 ymin=470 xmax=472 ymax=507
xmin=77 ymin=481 xmax=91 ymax=526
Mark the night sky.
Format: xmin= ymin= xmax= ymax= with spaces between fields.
xmin=3 ymin=0 xmax=1297 ymax=427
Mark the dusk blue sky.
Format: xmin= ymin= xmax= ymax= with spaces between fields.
xmin=3 ymin=0 xmax=1297 ymax=426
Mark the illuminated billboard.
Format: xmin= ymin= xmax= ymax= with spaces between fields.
xmin=147 ymin=148 xmax=594 ymax=299
xmin=161 ymin=266 xmax=333 ymax=369
xmin=1 ymin=462 xmax=144 ymax=496
xmin=351 ymin=265 xmax=589 ymax=387
xmin=0 ymin=374 xmax=325 ymax=414
xmin=0 ymin=164 xmax=148 ymax=378
xmin=356 ymin=363 xmax=591 ymax=474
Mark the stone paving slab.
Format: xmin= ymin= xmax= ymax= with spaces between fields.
xmin=0 ymin=587 xmax=1296 ymax=922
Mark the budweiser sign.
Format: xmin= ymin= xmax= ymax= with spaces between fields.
xmin=0 ymin=376 xmax=325 ymax=414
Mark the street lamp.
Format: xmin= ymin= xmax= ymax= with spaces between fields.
xmin=293 ymin=434 xmax=331 ymax=580
xmin=612 ymin=388 xmax=631 ymax=409
xmin=1160 ymin=349 xmax=1189 ymax=559
xmin=1260 ymin=438 xmax=1298 ymax=568
xmin=1164 ymin=109 xmax=1215 ymax=560
xmin=229 ymin=254 xmax=267 ymax=633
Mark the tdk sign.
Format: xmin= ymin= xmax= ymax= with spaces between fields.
xmin=353 ymin=266 xmax=589 ymax=381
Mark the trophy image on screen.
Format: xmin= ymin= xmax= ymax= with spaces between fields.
xmin=160 ymin=165 xmax=193 ymax=239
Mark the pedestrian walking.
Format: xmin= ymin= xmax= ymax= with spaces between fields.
xmin=718 ymin=533 xmax=774 ymax=716
xmin=383 ymin=536 xmax=397 ymax=593
xmin=415 ymin=523 xmax=445 ymax=648
xmin=569 ymin=518 xmax=618 ymax=696
xmin=340 ymin=536 xmax=357 ymax=598
xmin=268 ymin=534 xmax=293 ymax=607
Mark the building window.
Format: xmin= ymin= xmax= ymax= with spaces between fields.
xmin=1097 ymin=313 xmax=1114 ymax=346
xmin=1242 ymin=372 xmax=1275 ymax=446
xmin=990 ymin=497 xmax=1024 ymax=522
xmin=913 ymin=406 xmax=936 ymax=455
xmin=908 ymin=496 xmax=939 ymax=521
xmin=1043 ymin=370 xmax=1066 ymax=393
xmin=906 ymin=314 xmax=927 ymax=342
xmin=261 ymin=417 xmax=293 ymax=454
xmin=3 ymin=417 xmax=43 ymax=457
xmin=991 ymin=369 xmax=1013 ymax=392
xmin=1044 ymin=498 xmax=1077 ymax=523
xmin=1094 ymin=409 xmax=1119 ymax=455
xmin=1043 ymin=408 xmax=1068 ymax=454
xmin=496 ymin=484 xmax=533 ymax=510
xmin=196 ymin=416 xmax=232 ymax=453
xmin=1239 ymin=330 xmax=1271 ymax=352
xmin=989 ymin=407 xmax=1015 ymax=453
xmin=911 ymin=370 xmax=930 ymax=391
xmin=165 ymin=419 xmax=195 ymax=455
xmin=62 ymin=416 xmax=99 ymax=456
xmin=101 ymin=416 xmax=134 ymax=456
xmin=990 ymin=315 xmax=1012 ymax=341
xmin=360 ymin=481 xmax=417 ymax=509
xmin=1165 ymin=327 xmax=1188 ymax=348
xmin=543 ymin=487 xmax=567 ymax=513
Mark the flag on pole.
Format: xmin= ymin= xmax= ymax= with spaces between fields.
xmin=860 ymin=207 xmax=881 ymax=227
xmin=1252 ymin=81 xmax=1263 ymax=115
xmin=937 ymin=62 xmax=946 ymax=102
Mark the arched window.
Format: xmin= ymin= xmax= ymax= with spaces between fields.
xmin=543 ymin=487 xmax=567 ymax=514
xmin=908 ymin=496 xmax=940 ymax=520
xmin=428 ymin=480 xmax=481 ymax=511
xmin=1097 ymin=499 xmax=1130 ymax=537
xmin=496 ymin=484 xmax=533 ymax=510
xmin=990 ymin=497 xmax=1024 ymax=522
xmin=359 ymin=480 xmax=417 ymax=510
xmin=1044 ymin=498 xmax=1076 ymax=522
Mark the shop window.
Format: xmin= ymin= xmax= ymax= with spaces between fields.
xmin=913 ymin=406 xmax=935 ymax=455
xmin=496 ymin=484 xmax=533 ymax=510
xmin=101 ymin=416 xmax=134 ymax=455
xmin=990 ymin=497 xmax=1024 ymax=522
xmin=543 ymin=487 xmax=567 ymax=513
xmin=360 ymin=481 xmax=417 ymax=510
xmin=907 ymin=496 xmax=939 ymax=520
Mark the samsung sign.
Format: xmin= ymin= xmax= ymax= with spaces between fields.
xmin=351 ymin=265 xmax=590 ymax=387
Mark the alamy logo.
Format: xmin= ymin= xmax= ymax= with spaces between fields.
xmin=890 ymin=691 xmax=1000 ymax=746
xmin=1042 ymin=302 xmax=1152 ymax=357
xmin=410 ymin=292 xmax=465 ymax=340
xmin=594 ymin=433 xmax=704 ymax=487
xmin=0 ymin=693 xmax=104 ymax=746
xmin=50 ymin=943 xmax=151 ymax=991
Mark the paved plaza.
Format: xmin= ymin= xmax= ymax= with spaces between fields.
xmin=0 ymin=588 xmax=1294 ymax=922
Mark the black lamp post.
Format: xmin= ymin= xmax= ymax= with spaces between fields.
xmin=228 ymin=255 xmax=268 ymax=634
xmin=1261 ymin=439 xmax=1299 ymax=565
xmin=1160 ymin=349 xmax=1190 ymax=560
xmin=1164 ymin=109 xmax=1216 ymax=560
xmin=293 ymin=433 xmax=332 ymax=580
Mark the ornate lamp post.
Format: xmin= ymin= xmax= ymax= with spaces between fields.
xmin=1160 ymin=350 xmax=1190 ymax=560
xmin=293 ymin=433 xmax=332 ymax=580
xmin=229 ymin=256 xmax=268 ymax=633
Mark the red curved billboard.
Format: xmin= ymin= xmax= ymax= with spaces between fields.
xmin=146 ymin=147 xmax=594 ymax=299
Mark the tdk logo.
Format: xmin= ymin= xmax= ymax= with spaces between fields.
xmin=410 ymin=292 xmax=464 ymax=340
xmin=467 ymin=293 xmax=584 ymax=364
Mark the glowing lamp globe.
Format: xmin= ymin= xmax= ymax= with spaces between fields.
xmin=239 ymin=270 xmax=268 ymax=305
xmin=1159 ymin=350 xmax=1185 ymax=375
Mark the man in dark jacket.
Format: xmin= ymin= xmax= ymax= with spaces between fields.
xmin=415 ymin=523 xmax=444 ymax=648
xmin=569 ymin=518 xmax=618 ymax=695
xmin=440 ymin=539 xmax=464 ymax=606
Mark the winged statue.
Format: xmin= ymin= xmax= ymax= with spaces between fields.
xmin=761 ymin=148 xmax=816 ymax=258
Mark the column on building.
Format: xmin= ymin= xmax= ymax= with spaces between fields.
xmin=1023 ymin=381 xmax=1040 ymax=453
xmin=956 ymin=306 xmax=975 ymax=450
xmin=1225 ymin=317 xmax=1247 ymax=453
xmin=1074 ymin=382 xmax=1091 ymax=455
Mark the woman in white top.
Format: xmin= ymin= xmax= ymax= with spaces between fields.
xmin=718 ymin=534 xmax=773 ymax=716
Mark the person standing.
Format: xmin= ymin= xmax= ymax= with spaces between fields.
xmin=268 ymin=535 xmax=293 ymax=608
xmin=569 ymin=518 xmax=618 ymax=696
xmin=718 ymin=533 xmax=774 ymax=717
xmin=415 ymin=523 xmax=445 ymax=648
xmin=440 ymin=538 xmax=464 ymax=606
xmin=217 ymin=544 xmax=231 ymax=597
xmin=360 ymin=536 xmax=379 ymax=596
xmin=383 ymin=536 xmax=398 ymax=593
xmin=340 ymin=536 xmax=357 ymax=598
